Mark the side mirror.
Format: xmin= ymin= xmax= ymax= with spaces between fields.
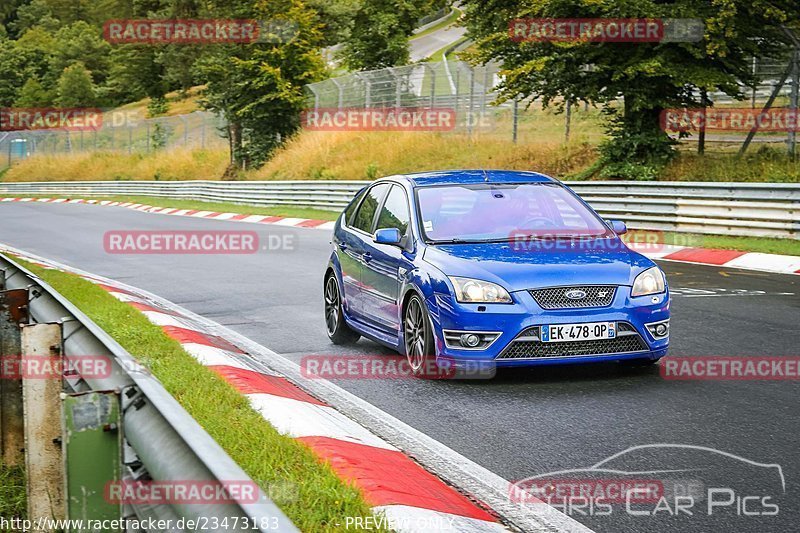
xmin=607 ymin=220 xmax=627 ymax=235
xmin=374 ymin=228 xmax=402 ymax=246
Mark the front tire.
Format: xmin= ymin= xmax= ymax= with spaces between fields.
xmin=324 ymin=273 xmax=360 ymax=345
xmin=403 ymin=294 xmax=436 ymax=376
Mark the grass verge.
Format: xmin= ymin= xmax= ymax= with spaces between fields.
xmin=2 ymin=149 xmax=228 ymax=183
xmin=11 ymin=195 xmax=339 ymax=222
xmin=0 ymin=463 xmax=26 ymax=527
xmin=17 ymin=259 xmax=384 ymax=532
xmin=255 ymin=128 xmax=600 ymax=181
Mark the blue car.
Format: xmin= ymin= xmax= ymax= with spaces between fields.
xmin=324 ymin=170 xmax=669 ymax=377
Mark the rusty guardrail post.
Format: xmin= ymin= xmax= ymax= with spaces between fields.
xmin=0 ymin=288 xmax=28 ymax=466
xmin=21 ymin=322 xmax=66 ymax=527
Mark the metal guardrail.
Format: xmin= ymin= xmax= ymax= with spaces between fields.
xmin=0 ymin=180 xmax=798 ymax=239
xmin=0 ymin=253 xmax=298 ymax=532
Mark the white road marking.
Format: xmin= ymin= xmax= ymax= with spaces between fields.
xmin=724 ymin=252 xmax=800 ymax=274
xmin=247 ymin=393 xmax=398 ymax=451
xmin=670 ymin=287 xmax=794 ymax=297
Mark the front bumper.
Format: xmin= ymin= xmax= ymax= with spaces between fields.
xmin=427 ymin=286 xmax=670 ymax=368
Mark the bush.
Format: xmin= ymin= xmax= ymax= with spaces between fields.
xmin=365 ymin=162 xmax=379 ymax=180
xmin=598 ymin=161 xmax=659 ymax=181
xmin=597 ymin=112 xmax=676 ymax=180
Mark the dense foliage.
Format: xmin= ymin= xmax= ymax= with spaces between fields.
xmin=461 ymin=0 xmax=800 ymax=178
xmin=0 ymin=0 xmax=445 ymax=171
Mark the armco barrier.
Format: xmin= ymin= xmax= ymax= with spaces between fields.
xmin=1 ymin=180 xmax=798 ymax=239
xmin=0 ymin=253 xmax=297 ymax=531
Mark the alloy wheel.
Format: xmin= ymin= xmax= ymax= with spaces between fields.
xmin=404 ymin=297 xmax=427 ymax=371
xmin=324 ymin=276 xmax=340 ymax=335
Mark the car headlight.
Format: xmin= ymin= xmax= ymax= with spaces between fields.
xmin=631 ymin=267 xmax=666 ymax=297
xmin=448 ymin=277 xmax=512 ymax=304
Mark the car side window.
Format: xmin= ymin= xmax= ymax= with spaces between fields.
xmin=343 ymin=188 xmax=366 ymax=226
xmin=375 ymin=185 xmax=411 ymax=235
xmin=351 ymin=183 xmax=389 ymax=233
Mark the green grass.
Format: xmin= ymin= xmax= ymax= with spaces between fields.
xmin=410 ymin=8 xmax=461 ymax=41
xmin=629 ymin=231 xmax=800 ymax=257
xmin=661 ymin=149 xmax=800 ymax=183
xmin=18 ymin=260 xmax=384 ymax=532
xmin=13 ymin=195 xmax=339 ymax=222
xmin=0 ymin=463 xmax=26 ymax=527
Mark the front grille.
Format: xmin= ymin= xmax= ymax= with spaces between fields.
xmin=530 ymin=286 xmax=617 ymax=310
xmin=497 ymin=325 xmax=648 ymax=360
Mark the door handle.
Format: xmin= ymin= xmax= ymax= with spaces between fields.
xmin=362 ymin=252 xmax=372 ymax=263
xmin=338 ymin=242 xmax=347 ymax=251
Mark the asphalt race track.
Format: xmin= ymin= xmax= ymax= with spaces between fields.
xmin=2 ymin=201 xmax=798 ymax=533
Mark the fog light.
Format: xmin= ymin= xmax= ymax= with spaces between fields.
xmin=646 ymin=320 xmax=669 ymax=339
xmin=460 ymin=334 xmax=481 ymax=348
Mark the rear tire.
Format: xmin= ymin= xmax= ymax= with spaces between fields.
xmin=324 ymin=273 xmax=360 ymax=345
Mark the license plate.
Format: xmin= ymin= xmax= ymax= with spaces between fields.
xmin=541 ymin=322 xmax=616 ymax=343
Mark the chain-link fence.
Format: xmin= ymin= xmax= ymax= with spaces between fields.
xmin=305 ymin=60 xmax=524 ymax=136
xmin=305 ymin=55 xmax=800 ymax=153
xmin=0 ymin=111 xmax=227 ymax=170
xmin=3 ymin=55 xmax=797 ymax=173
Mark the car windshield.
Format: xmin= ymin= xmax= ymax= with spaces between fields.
xmin=416 ymin=182 xmax=613 ymax=243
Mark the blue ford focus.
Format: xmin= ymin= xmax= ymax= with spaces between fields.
xmin=324 ymin=170 xmax=669 ymax=377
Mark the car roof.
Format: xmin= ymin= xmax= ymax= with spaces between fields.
xmin=392 ymin=169 xmax=558 ymax=187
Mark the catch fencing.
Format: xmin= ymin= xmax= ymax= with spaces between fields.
xmin=2 ymin=56 xmax=798 ymax=172
xmin=305 ymin=56 xmax=800 ymax=151
xmin=0 ymin=111 xmax=227 ymax=170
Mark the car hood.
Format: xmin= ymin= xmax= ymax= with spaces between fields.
xmin=422 ymin=239 xmax=654 ymax=291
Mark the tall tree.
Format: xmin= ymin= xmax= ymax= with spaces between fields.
xmin=56 ymin=61 xmax=96 ymax=106
xmin=340 ymin=0 xmax=436 ymax=70
xmin=0 ymin=37 xmax=31 ymax=105
xmin=306 ymin=0 xmax=361 ymax=47
xmin=462 ymin=0 xmax=800 ymax=178
xmin=15 ymin=77 xmax=52 ymax=106
xmin=50 ymin=21 xmax=112 ymax=86
xmin=197 ymin=0 xmax=326 ymax=172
